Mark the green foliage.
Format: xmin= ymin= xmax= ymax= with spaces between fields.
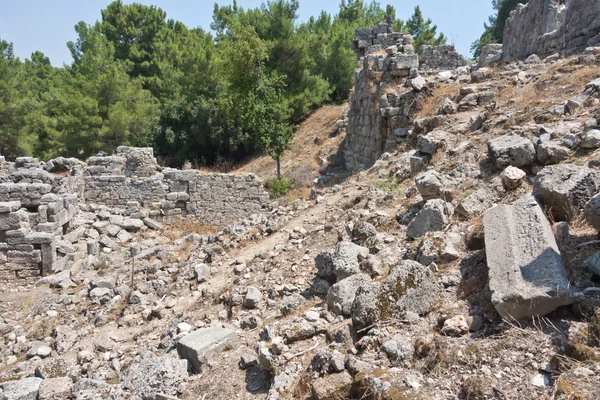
xmin=472 ymin=0 xmax=529 ymax=57
xmin=406 ymin=6 xmax=447 ymax=52
xmin=265 ymin=177 xmax=295 ymax=198
xmin=0 ymin=0 xmax=447 ymax=174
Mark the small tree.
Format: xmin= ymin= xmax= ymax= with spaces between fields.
xmin=218 ymin=19 xmax=294 ymax=180
xmin=249 ymin=75 xmax=293 ymax=180
xmin=406 ymin=6 xmax=446 ymax=52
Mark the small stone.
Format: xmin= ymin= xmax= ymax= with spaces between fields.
xmin=501 ymin=166 xmax=526 ymax=190
xmin=441 ymin=315 xmax=470 ymax=337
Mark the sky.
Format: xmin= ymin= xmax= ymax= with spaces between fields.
xmin=1 ymin=0 xmax=494 ymax=66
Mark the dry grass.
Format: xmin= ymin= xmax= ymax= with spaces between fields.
xmin=415 ymin=82 xmax=462 ymax=119
xmin=236 ymin=105 xmax=346 ymax=181
xmin=162 ymin=217 xmax=216 ymax=242
xmin=517 ymin=62 xmax=599 ymax=113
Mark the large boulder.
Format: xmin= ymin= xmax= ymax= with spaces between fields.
xmin=1 ymin=378 xmax=42 ymax=400
xmin=121 ymin=351 xmax=188 ymax=400
xmin=326 ymin=273 xmax=372 ymax=316
xmin=407 ymin=199 xmax=454 ymax=239
xmin=488 ymin=134 xmax=536 ymax=169
xmin=533 ymin=164 xmax=600 ymax=220
xmin=483 ymin=196 xmax=572 ymax=320
xmin=176 ymin=327 xmax=237 ymax=373
xmin=351 ymin=260 xmax=438 ymax=331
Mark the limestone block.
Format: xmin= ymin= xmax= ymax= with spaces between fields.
xmin=176 ymin=327 xmax=237 ymax=373
xmin=484 ymin=196 xmax=571 ymax=320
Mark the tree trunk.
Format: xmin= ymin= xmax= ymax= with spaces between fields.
xmin=276 ymin=157 xmax=281 ymax=181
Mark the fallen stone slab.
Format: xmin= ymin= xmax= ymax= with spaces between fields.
xmin=533 ymin=164 xmax=600 ymax=220
xmin=483 ymin=196 xmax=572 ymax=320
xmin=143 ymin=217 xmax=163 ymax=231
xmin=176 ymin=327 xmax=237 ymax=373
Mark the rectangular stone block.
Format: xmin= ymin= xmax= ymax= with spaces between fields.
xmin=8 ymin=250 xmax=41 ymax=264
xmin=0 ymin=201 xmax=21 ymax=213
xmin=483 ymin=196 xmax=572 ymax=320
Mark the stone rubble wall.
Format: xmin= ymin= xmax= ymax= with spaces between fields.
xmin=418 ymin=45 xmax=468 ymax=73
xmin=502 ymin=0 xmax=600 ymax=62
xmin=344 ymin=21 xmax=424 ymax=172
xmin=83 ymin=147 xmax=269 ymax=225
xmin=0 ymin=147 xmax=270 ymax=283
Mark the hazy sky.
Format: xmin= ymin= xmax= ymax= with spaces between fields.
xmin=1 ymin=0 xmax=494 ymax=66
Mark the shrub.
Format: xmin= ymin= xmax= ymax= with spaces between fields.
xmin=265 ymin=177 xmax=295 ymax=198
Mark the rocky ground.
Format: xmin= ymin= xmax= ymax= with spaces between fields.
xmin=3 ymin=51 xmax=600 ymax=400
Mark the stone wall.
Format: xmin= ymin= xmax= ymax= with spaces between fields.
xmin=343 ymin=22 xmax=424 ymax=172
xmin=0 ymin=195 xmax=78 ymax=284
xmin=0 ymin=147 xmax=270 ymax=283
xmin=418 ymin=45 xmax=467 ymax=72
xmin=83 ymin=147 xmax=269 ymax=225
xmin=502 ymin=0 xmax=600 ymax=62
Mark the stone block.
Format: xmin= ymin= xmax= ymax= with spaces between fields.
xmin=176 ymin=327 xmax=237 ymax=373
xmin=484 ymin=196 xmax=571 ymax=320
xmin=488 ymin=134 xmax=536 ymax=169
xmin=533 ymin=164 xmax=600 ymax=220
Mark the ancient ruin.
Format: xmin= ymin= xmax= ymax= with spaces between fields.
xmin=0 ymin=147 xmax=269 ymax=284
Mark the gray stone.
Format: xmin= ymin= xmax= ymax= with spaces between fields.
xmin=483 ymin=196 xmax=571 ymax=320
xmin=26 ymin=341 xmax=52 ymax=358
xmin=381 ymin=335 xmax=414 ymax=366
xmin=143 ymin=217 xmax=163 ymax=231
xmin=38 ymin=377 xmax=72 ymax=400
xmin=438 ymin=97 xmax=458 ymax=115
xmin=244 ymin=286 xmax=262 ymax=309
xmin=407 ymin=199 xmax=454 ymax=239
xmin=89 ymin=287 xmax=113 ymax=304
xmin=310 ymin=371 xmax=353 ymax=400
xmin=176 ymin=327 xmax=237 ymax=373
xmin=584 ymin=193 xmax=600 ymax=231
xmin=315 ymin=249 xmax=335 ymax=280
xmin=441 ymin=315 xmax=470 ymax=337
xmin=280 ymin=293 xmax=306 ymax=316
xmin=417 ymin=232 xmax=461 ymax=265
xmin=488 ymin=134 xmax=536 ymax=169
xmin=581 ymin=129 xmax=600 ymax=149
xmin=194 ymin=263 xmax=211 ymax=283
xmin=1 ymin=377 xmax=42 ymax=400
xmin=331 ymin=241 xmax=370 ymax=281
xmin=326 ymin=273 xmax=372 ymax=316
xmin=121 ymin=351 xmax=188 ymax=400
xmin=415 ymin=171 xmax=450 ymax=200
xmin=533 ymin=164 xmax=600 ymax=220
xmin=351 ymin=260 xmax=438 ymax=330
xmin=71 ymin=378 xmax=111 ymax=399
xmin=417 ymin=130 xmax=450 ymax=154
xmin=99 ymin=235 xmax=118 ymax=251
xmin=537 ymin=141 xmax=570 ymax=165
